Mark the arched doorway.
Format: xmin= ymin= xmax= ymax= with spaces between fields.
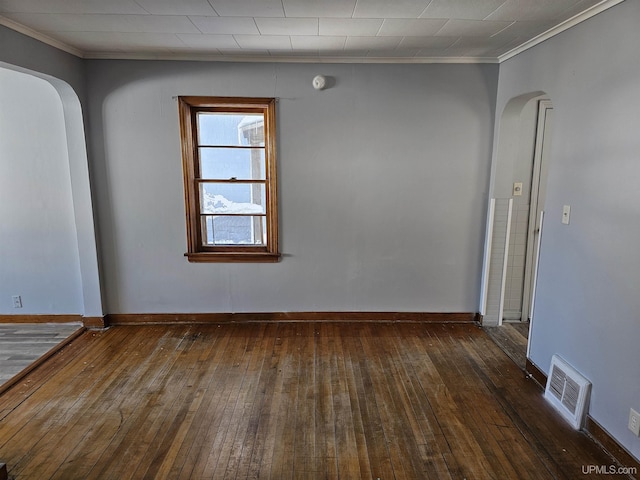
xmin=0 ymin=62 xmax=103 ymax=320
xmin=480 ymin=92 xmax=554 ymax=367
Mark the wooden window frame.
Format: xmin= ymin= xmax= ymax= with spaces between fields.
xmin=178 ymin=96 xmax=279 ymax=262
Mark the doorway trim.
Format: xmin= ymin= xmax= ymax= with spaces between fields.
xmin=521 ymin=99 xmax=553 ymax=322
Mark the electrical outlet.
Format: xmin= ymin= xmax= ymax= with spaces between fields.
xmin=629 ymin=408 xmax=640 ymax=436
xmin=12 ymin=295 xmax=22 ymax=308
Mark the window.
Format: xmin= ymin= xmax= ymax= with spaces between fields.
xmin=178 ymin=96 xmax=279 ymax=262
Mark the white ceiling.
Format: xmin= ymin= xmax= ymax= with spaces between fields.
xmin=0 ymin=0 xmax=620 ymax=62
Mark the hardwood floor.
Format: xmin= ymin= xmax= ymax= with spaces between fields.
xmin=483 ymin=321 xmax=529 ymax=370
xmin=0 ymin=323 xmax=83 ymax=386
xmin=0 ymin=323 xmax=630 ymax=479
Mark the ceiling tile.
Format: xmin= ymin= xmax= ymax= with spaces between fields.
xmin=368 ymin=48 xmax=420 ymax=57
xmin=415 ymin=48 xmax=454 ymax=57
xmin=233 ymin=34 xmax=291 ymax=50
xmin=452 ymin=35 xmax=522 ymax=56
xmin=344 ymin=36 xmax=403 ymax=51
xmin=0 ymin=0 xmax=610 ymax=60
xmin=189 ymin=16 xmax=258 ymax=35
xmin=352 ymin=0 xmax=432 ymax=19
xmin=420 ymin=0 xmax=508 ymax=20
xmin=209 ymin=0 xmax=285 ymax=17
xmin=451 ymin=35 xmax=520 ymax=51
xmin=291 ymin=35 xmax=346 ymax=50
xmin=282 ymin=0 xmax=357 ymax=18
xmin=444 ymin=46 xmax=494 ymax=57
xmin=489 ymin=37 xmax=523 ymax=55
xmin=0 ymin=0 xmax=146 ymax=14
xmin=167 ymin=47 xmax=223 ymax=56
xmin=560 ymin=0 xmax=604 ymax=19
xmin=397 ymin=36 xmax=458 ymax=49
xmin=52 ymin=31 xmax=186 ymax=51
xmin=496 ymin=20 xmax=557 ymax=38
xmin=319 ymin=49 xmax=369 ymax=57
xmin=176 ymin=33 xmax=240 ymax=49
xmin=255 ymin=18 xmax=318 ymax=36
xmin=486 ymin=0 xmax=576 ymax=22
xmin=436 ymin=19 xmax=513 ymax=37
xmin=377 ymin=19 xmax=447 ymax=36
xmin=133 ymin=0 xmax=217 ymax=16
xmin=3 ymin=13 xmax=200 ymax=33
xmin=319 ymin=18 xmax=383 ymax=36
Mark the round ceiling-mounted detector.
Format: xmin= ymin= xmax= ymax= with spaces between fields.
xmin=312 ymin=75 xmax=326 ymax=90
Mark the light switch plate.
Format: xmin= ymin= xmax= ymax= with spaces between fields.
xmin=12 ymin=295 xmax=22 ymax=308
xmin=629 ymin=408 xmax=640 ymax=436
xmin=513 ymin=182 xmax=523 ymax=196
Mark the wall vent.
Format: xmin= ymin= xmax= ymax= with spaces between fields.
xmin=544 ymin=355 xmax=591 ymax=429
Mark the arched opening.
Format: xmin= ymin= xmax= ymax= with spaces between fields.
xmin=481 ymin=92 xmax=554 ymax=367
xmin=0 ymin=62 xmax=103 ymax=319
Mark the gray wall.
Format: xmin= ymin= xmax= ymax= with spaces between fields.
xmin=85 ymin=61 xmax=497 ymax=314
xmin=496 ymin=1 xmax=640 ymax=460
xmin=0 ymin=25 xmax=85 ymax=100
xmin=0 ymin=67 xmax=82 ymax=314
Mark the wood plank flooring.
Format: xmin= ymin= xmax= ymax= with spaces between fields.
xmin=0 ymin=323 xmax=83 ymax=386
xmin=483 ymin=321 xmax=529 ymax=370
xmin=0 ymin=323 xmax=631 ymax=479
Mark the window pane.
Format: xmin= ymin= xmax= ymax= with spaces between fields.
xmin=197 ymin=113 xmax=264 ymax=146
xmin=200 ymin=183 xmax=266 ymax=215
xmin=199 ymin=148 xmax=265 ymax=180
xmin=201 ymin=215 xmax=267 ymax=246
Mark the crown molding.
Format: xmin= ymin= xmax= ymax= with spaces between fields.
xmin=83 ymin=51 xmax=499 ymax=64
xmin=0 ymin=15 xmax=84 ymax=58
xmin=498 ymin=0 xmax=624 ymax=63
